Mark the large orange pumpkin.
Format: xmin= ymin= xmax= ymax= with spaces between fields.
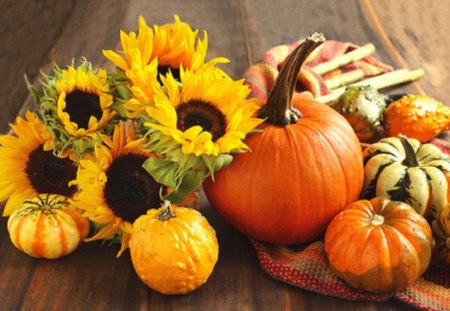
xmin=203 ymin=34 xmax=364 ymax=244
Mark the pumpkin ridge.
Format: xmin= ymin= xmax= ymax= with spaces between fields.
xmin=53 ymin=213 xmax=69 ymax=255
xmin=350 ymin=224 xmax=381 ymax=280
xmin=385 ymin=226 xmax=419 ymax=288
xmin=62 ymin=208 xmax=89 ymax=239
xmin=362 ymin=160 xmax=395 ymax=199
xmin=310 ymin=125 xmax=349 ymax=206
xmin=12 ymin=216 xmax=27 ymax=252
xmin=32 ymin=212 xmax=47 ymax=257
xmin=362 ymin=150 xmax=397 ymax=166
xmin=386 ymin=169 xmax=414 ymax=203
xmin=422 ymin=167 xmax=440 ymax=215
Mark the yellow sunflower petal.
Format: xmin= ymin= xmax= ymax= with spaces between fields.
xmin=84 ymin=222 xmax=120 ymax=242
xmin=73 ymin=122 xmax=160 ymax=256
xmin=103 ymin=50 xmax=129 ymax=71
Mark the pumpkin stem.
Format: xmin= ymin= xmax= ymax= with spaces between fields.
xmin=157 ymin=200 xmax=176 ymax=221
xmin=371 ymin=214 xmax=385 ymax=226
xmin=399 ymin=136 xmax=419 ymax=167
xmin=259 ymin=32 xmax=325 ymax=126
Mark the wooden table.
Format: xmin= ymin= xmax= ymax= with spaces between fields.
xmin=1 ymin=1 xmax=449 ymax=310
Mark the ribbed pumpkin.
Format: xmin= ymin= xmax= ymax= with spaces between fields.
xmin=362 ymin=136 xmax=450 ymax=218
xmin=331 ymin=85 xmax=387 ymax=143
xmin=7 ymin=194 xmax=90 ymax=259
xmin=129 ymin=201 xmax=218 ymax=295
xmin=432 ymin=206 xmax=450 ymax=264
xmin=384 ymin=95 xmax=450 ymax=142
xmin=325 ymin=197 xmax=432 ymax=293
xmin=203 ymin=34 xmax=364 ymax=244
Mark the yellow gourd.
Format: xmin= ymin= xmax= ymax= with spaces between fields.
xmin=129 ymin=201 xmax=219 ymax=295
xmin=7 ymin=194 xmax=90 ymax=259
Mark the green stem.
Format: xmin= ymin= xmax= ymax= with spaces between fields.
xmin=259 ymin=32 xmax=325 ymax=126
xmin=400 ymin=136 xmax=419 ymax=167
xmin=157 ymin=200 xmax=176 ymax=221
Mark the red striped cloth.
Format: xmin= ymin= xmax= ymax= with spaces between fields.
xmin=244 ymin=40 xmax=450 ymax=311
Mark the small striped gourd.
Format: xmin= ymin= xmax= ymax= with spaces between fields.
xmin=432 ymin=206 xmax=450 ymax=264
xmin=7 ymin=194 xmax=90 ymax=259
xmin=361 ymin=136 xmax=450 ymax=218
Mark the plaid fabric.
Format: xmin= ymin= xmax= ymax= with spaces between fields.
xmin=243 ymin=39 xmax=392 ymax=103
xmin=243 ymin=40 xmax=450 ymax=311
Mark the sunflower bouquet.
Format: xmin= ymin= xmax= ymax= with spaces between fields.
xmin=0 ymin=15 xmax=262 ymax=261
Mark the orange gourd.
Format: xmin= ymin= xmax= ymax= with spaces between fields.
xmin=203 ymin=34 xmax=364 ymax=244
xmin=7 ymin=194 xmax=90 ymax=259
xmin=432 ymin=206 xmax=450 ymax=264
xmin=384 ymin=95 xmax=450 ymax=142
xmin=129 ymin=201 xmax=218 ymax=295
xmin=325 ymin=197 xmax=432 ymax=293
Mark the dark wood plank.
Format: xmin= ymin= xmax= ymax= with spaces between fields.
xmin=0 ymin=1 xmax=74 ymax=133
xmin=0 ymin=0 xmax=448 ymax=310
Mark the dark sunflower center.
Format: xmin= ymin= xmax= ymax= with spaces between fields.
xmin=64 ymin=90 xmax=103 ymax=129
xmin=157 ymin=65 xmax=180 ymax=82
xmin=103 ymin=154 xmax=163 ymax=223
xmin=25 ymin=145 xmax=77 ymax=197
xmin=176 ymin=100 xmax=226 ymax=142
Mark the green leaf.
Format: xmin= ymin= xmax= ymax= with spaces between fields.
xmin=163 ymin=169 xmax=207 ymax=204
xmin=143 ymin=157 xmax=178 ymax=189
xmin=202 ymin=153 xmax=233 ymax=178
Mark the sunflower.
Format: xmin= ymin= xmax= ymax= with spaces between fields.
xmin=0 ymin=112 xmax=78 ymax=216
xmin=71 ymin=122 xmax=168 ymax=256
xmin=31 ymin=59 xmax=117 ymax=159
xmin=122 ymin=58 xmax=160 ymax=119
xmin=144 ymin=65 xmax=263 ymax=157
xmin=103 ymin=15 xmax=227 ymax=77
xmin=139 ymin=65 xmax=263 ymax=203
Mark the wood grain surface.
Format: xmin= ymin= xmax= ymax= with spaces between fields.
xmin=1 ymin=1 xmax=449 ymax=310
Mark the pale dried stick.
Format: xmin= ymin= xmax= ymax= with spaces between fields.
xmin=312 ymin=43 xmax=375 ymax=75
xmin=325 ymin=69 xmax=365 ymax=89
xmin=316 ymin=68 xmax=425 ymax=104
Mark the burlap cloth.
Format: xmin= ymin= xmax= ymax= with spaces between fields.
xmin=243 ymin=40 xmax=450 ymax=311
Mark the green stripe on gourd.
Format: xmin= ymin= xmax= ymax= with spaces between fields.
xmin=362 ymin=136 xmax=450 ymax=218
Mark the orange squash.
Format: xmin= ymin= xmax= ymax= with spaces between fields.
xmin=384 ymin=95 xmax=450 ymax=142
xmin=129 ymin=201 xmax=218 ymax=295
xmin=432 ymin=206 xmax=450 ymax=264
xmin=7 ymin=194 xmax=90 ymax=259
xmin=203 ymin=34 xmax=364 ymax=244
xmin=325 ymin=197 xmax=432 ymax=293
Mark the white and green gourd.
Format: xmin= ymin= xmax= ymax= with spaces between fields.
xmin=361 ymin=136 xmax=450 ymax=218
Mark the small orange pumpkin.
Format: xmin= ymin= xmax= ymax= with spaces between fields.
xmin=129 ymin=201 xmax=218 ymax=295
xmin=204 ymin=34 xmax=364 ymax=244
xmin=7 ymin=194 xmax=90 ymax=259
xmin=384 ymin=95 xmax=450 ymax=142
xmin=324 ymin=197 xmax=432 ymax=293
